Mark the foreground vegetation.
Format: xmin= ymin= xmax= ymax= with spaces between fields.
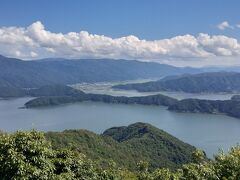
xmin=0 ymin=123 xmax=240 ymax=179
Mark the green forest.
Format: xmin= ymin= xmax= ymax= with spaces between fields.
xmin=0 ymin=123 xmax=239 ymax=179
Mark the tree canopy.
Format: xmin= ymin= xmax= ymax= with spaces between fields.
xmin=0 ymin=129 xmax=240 ymax=179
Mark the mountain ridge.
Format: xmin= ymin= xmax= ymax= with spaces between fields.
xmin=113 ymin=72 xmax=240 ymax=93
xmin=0 ymin=55 xmax=202 ymax=89
xmin=46 ymin=122 xmax=195 ymax=170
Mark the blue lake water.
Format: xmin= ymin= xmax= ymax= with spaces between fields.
xmin=0 ymin=96 xmax=240 ymax=157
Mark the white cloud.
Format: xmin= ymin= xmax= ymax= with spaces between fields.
xmin=217 ymin=21 xmax=233 ymax=30
xmin=237 ymin=24 xmax=240 ymax=28
xmin=0 ymin=21 xmax=240 ymax=66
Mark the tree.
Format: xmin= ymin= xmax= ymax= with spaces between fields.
xmin=0 ymin=130 xmax=55 ymax=179
xmin=1 ymin=130 xmax=240 ymax=180
xmin=0 ymin=130 xmax=123 ymax=180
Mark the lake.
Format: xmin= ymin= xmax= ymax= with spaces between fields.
xmin=0 ymin=97 xmax=240 ymax=158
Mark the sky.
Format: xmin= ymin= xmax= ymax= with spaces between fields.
xmin=0 ymin=0 xmax=240 ymax=67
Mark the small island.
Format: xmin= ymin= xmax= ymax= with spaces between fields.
xmin=24 ymin=85 xmax=178 ymax=108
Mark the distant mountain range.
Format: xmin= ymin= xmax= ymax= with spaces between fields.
xmin=2 ymin=54 xmax=240 ymax=97
xmin=0 ymin=55 xmax=202 ymax=89
xmin=113 ymin=72 xmax=240 ymax=93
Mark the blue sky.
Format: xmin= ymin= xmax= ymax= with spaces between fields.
xmin=1 ymin=0 xmax=239 ymax=39
xmin=0 ymin=0 xmax=240 ymax=67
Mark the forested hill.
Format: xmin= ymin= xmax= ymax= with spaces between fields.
xmin=113 ymin=72 xmax=240 ymax=93
xmin=24 ymin=90 xmax=177 ymax=108
xmin=1 ymin=124 xmax=240 ymax=179
xmin=23 ymin=84 xmax=177 ymax=108
xmin=168 ymin=98 xmax=240 ymax=118
xmin=0 ymin=55 xmax=200 ymax=89
xmin=0 ymin=84 xmax=85 ymax=98
xmin=46 ymin=122 xmax=195 ymax=170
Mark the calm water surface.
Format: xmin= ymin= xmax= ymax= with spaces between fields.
xmin=0 ymin=97 xmax=240 ymax=157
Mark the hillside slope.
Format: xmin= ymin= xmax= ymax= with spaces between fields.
xmin=168 ymin=98 xmax=240 ymax=118
xmin=46 ymin=122 xmax=195 ymax=170
xmin=0 ymin=55 xmax=200 ymax=88
xmin=113 ymin=72 xmax=240 ymax=93
xmin=0 ymin=84 xmax=86 ymax=98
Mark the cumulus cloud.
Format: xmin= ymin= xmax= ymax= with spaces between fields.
xmin=0 ymin=21 xmax=240 ymax=66
xmin=217 ymin=21 xmax=234 ymax=30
